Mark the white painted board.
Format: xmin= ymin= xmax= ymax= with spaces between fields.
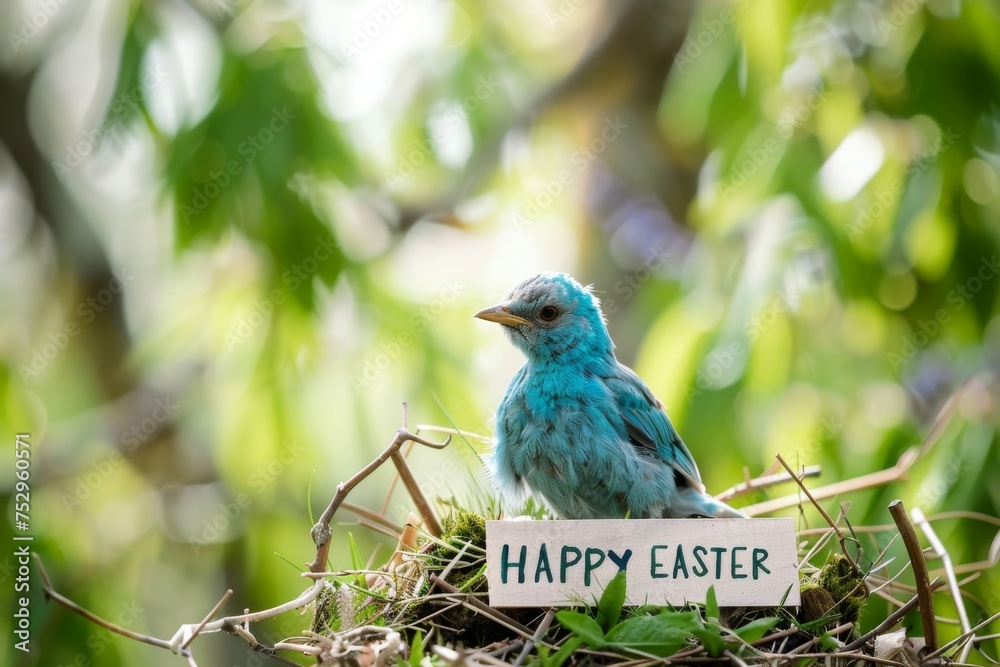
xmin=486 ymin=519 xmax=800 ymax=607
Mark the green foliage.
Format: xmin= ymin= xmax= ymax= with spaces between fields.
xmin=553 ymin=572 xmax=785 ymax=660
xmin=536 ymin=636 xmax=584 ymax=667
xmin=603 ymin=611 xmax=703 ymax=657
xmin=4 ymin=0 xmax=1000 ymax=664
xmin=731 ymin=616 xmax=782 ymax=644
xmin=705 ymin=584 xmax=720 ymax=621
xmin=406 ymin=631 xmax=424 ymax=667
xmin=595 ymin=570 xmax=626 ymax=632
xmin=553 ymin=611 xmax=606 ymax=648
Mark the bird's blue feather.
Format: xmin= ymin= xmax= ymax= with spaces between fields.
xmin=482 ymin=272 xmax=744 ymax=520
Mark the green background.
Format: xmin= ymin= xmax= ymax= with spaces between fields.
xmin=1 ymin=0 xmax=999 ymax=664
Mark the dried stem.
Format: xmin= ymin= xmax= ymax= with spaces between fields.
xmin=515 ymin=608 xmax=555 ymax=667
xmin=912 ymin=507 xmax=972 ymax=660
xmin=182 ymin=589 xmax=233 ymax=649
xmin=842 ymin=582 xmax=942 ymax=652
xmin=33 ymin=554 xmax=190 ymax=655
xmin=926 ymin=609 xmax=1000 ymax=659
xmin=723 ymin=648 xmax=750 ymax=666
xmin=309 ymin=409 xmax=450 ymax=573
xmin=715 ymin=465 xmax=821 ymax=502
xmin=888 ymin=500 xmax=937 ymax=652
xmin=786 ymin=622 xmax=853 ymax=655
xmin=775 ymin=453 xmax=859 ymax=574
xmin=341 ymin=501 xmax=405 ymax=535
xmin=429 ymin=575 xmax=535 ymax=639
xmin=391 ymin=448 xmax=443 ymax=536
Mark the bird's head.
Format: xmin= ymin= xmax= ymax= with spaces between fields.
xmin=475 ymin=272 xmax=614 ymax=365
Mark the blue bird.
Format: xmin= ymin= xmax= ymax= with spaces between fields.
xmin=475 ymin=272 xmax=745 ymax=520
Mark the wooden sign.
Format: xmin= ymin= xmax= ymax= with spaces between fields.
xmin=486 ymin=519 xmax=800 ymax=607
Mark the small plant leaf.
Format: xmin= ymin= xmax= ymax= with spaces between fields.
xmin=734 ymin=617 xmax=782 ymax=644
xmin=408 ymin=631 xmax=424 ymax=667
xmin=818 ymin=631 xmax=841 ymax=651
xmin=547 ymin=636 xmax=583 ymax=667
xmin=604 ymin=612 xmax=702 ymax=657
xmin=705 ymin=585 xmax=719 ymax=620
xmin=692 ymin=626 xmax=726 ymax=658
xmin=596 ymin=570 xmax=627 ymax=632
xmin=347 ymin=533 xmax=366 ymax=587
xmin=555 ymin=610 xmax=606 ymax=647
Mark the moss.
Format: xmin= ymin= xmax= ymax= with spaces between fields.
xmin=422 ymin=509 xmax=488 ymax=593
xmin=395 ymin=509 xmax=539 ymax=646
xmin=806 ymin=554 xmax=867 ymax=625
xmin=799 ymin=582 xmax=837 ymax=624
xmin=442 ymin=509 xmax=487 ymax=547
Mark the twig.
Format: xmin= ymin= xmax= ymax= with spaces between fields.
xmin=798 ymin=511 xmax=1000 ymax=536
xmin=33 ymin=554 xmax=190 ymax=654
xmin=842 ymin=585 xmax=940 ymax=651
xmin=433 ymin=645 xmax=512 ymax=667
xmin=769 ymin=652 xmax=909 ymax=666
xmin=430 ymin=542 xmax=471 ymax=593
xmin=785 ymin=622 xmax=853 ymax=656
xmin=715 ymin=465 xmax=821 ymax=502
xmin=416 ymin=424 xmax=493 ymax=441
xmin=182 ymin=589 xmax=233 ymax=649
xmin=309 ymin=410 xmax=450 ymax=572
xmin=380 ymin=402 xmax=413 ymax=515
xmin=342 ymin=501 xmax=405 ymax=535
xmin=743 ymin=454 xmax=912 ymax=516
xmin=927 ymin=609 xmax=1000 ymax=659
xmin=888 ymin=500 xmax=937 ymax=652
xmin=799 ymin=528 xmax=836 ymax=569
xmin=515 ymin=609 xmax=555 ymax=667
xmin=37 ymin=552 xmax=318 ymax=664
xmin=171 ymin=577 xmax=326 ymax=650
xmin=391 ymin=448 xmax=443 ymax=536
xmin=723 ymin=649 xmax=749 ymax=666
xmin=930 ymin=559 xmax=1000 ymax=577
xmin=867 ymin=586 xmax=960 ymax=625
xmin=913 ymin=507 xmax=972 ymax=660
xmin=926 ymin=510 xmax=1000 ymax=528
xmin=398 ymin=601 xmax=465 ymax=631
xmin=354 ymin=517 xmax=407 ymax=541
xmin=380 ymin=440 xmax=415 ymax=514
xmin=775 ymin=453 xmax=859 ymax=574
xmin=429 ymin=575 xmax=535 ymax=639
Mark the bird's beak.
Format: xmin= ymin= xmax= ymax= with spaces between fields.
xmin=474 ymin=302 xmax=531 ymax=327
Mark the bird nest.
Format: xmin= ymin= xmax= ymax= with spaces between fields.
xmin=300 ymin=502 xmax=998 ymax=667
xmin=33 ymin=397 xmax=1000 ymax=666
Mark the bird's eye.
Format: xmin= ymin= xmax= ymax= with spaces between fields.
xmin=539 ymin=305 xmax=560 ymax=322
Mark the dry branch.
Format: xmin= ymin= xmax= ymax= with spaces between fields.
xmin=913 ymin=507 xmax=973 ymax=660
xmin=309 ymin=406 xmax=451 ymax=573
xmin=775 ymin=453 xmax=860 ymax=574
xmin=33 ymin=554 xmax=191 ymax=655
xmin=888 ymin=500 xmax=937 ymax=652
xmin=715 ymin=465 xmax=822 ymax=502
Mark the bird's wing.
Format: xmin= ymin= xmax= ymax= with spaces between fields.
xmin=607 ymin=363 xmax=705 ymax=493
